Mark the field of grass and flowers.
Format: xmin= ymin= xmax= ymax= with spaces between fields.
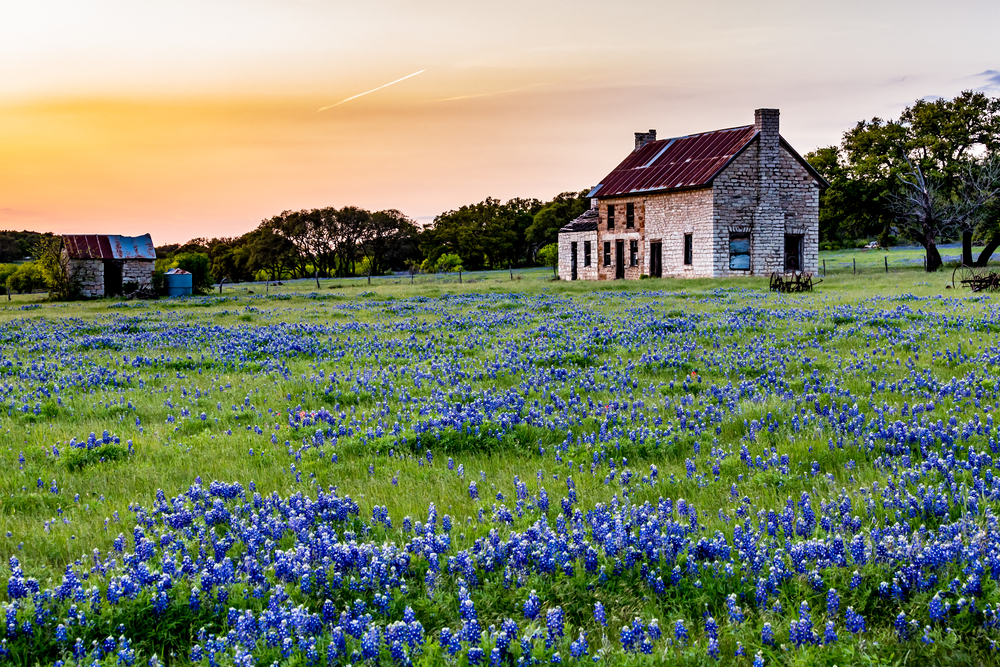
xmin=1 ymin=263 xmax=999 ymax=666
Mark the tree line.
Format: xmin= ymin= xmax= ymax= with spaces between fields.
xmin=152 ymin=191 xmax=591 ymax=291
xmin=806 ymin=90 xmax=1000 ymax=271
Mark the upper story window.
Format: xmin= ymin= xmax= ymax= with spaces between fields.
xmin=729 ymin=233 xmax=750 ymax=270
xmin=607 ymin=205 xmax=615 ymax=230
xmin=626 ymin=203 xmax=635 ymax=228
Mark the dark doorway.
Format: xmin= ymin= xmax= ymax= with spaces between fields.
xmin=571 ymin=242 xmax=578 ymax=280
xmin=615 ymin=240 xmax=625 ymax=279
xmin=784 ymin=234 xmax=803 ymax=271
xmin=104 ymin=260 xmax=123 ymax=296
xmin=649 ymin=241 xmax=662 ymax=277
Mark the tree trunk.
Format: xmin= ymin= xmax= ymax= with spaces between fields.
xmin=975 ymin=234 xmax=1000 ymax=266
xmin=925 ymin=241 xmax=943 ymax=272
xmin=314 ymin=267 xmax=320 ymax=289
xmin=962 ymin=230 xmax=974 ymax=266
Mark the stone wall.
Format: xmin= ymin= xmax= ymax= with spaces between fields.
xmin=64 ymin=256 xmax=154 ymax=297
xmin=711 ymin=124 xmax=820 ymax=276
xmin=642 ymin=188 xmax=714 ymax=278
xmin=595 ymin=197 xmax=647 ymax=280
xmin=67 ymin=257 xmax=104 ymax=297
xmin=557 ymin=230 xmax=599 ymax=281
xmin=122 ymin=260 xmax=154 ymax=287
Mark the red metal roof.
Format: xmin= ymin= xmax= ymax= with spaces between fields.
xmin=591 ymin=125 xmax=758 ymax=198
xmin=63 ymin=234 xmax=155 ymax=260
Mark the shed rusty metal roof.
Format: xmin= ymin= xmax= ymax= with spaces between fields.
xmin=62 ymin=234 xmax=155 ymax=260
xmin=591 ymin=125 xmax=758 ymax=198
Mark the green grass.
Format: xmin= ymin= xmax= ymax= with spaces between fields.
xmin=0 ymin=262 xmax=998 ymax=666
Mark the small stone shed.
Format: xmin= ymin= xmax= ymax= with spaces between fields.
xmin=559 ymin=108 xmax=828 ymax=281
xmin=62 ymin=234 xmax=155 ymax=297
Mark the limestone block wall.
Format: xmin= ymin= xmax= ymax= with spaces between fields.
xmin=595 ymin=196 xmax=647 ymax=280
xmin=642 ymin=188 xmax=715 ymax=278
xmin=557 ymin=231 xmax=599 ymax=281
xmin=67 ymin=258 xmax=104 ymax=297
xmin=711 ymin=141 xmax=821 ymax=276
xmin=122 ymin=260 xmax=154 ymax=286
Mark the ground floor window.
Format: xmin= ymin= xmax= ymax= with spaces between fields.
xmin=603 ymin=241 xmax=611 ymax=266
xmin=584 ymin=241 xmax=591 ymax=266
xmin=683 ymin=233 xmax=693 ymax=265
xmin=729 ymin=233 xmax=750 ymax=270
xmin=629 ymin=240 xmax=638 ymax=266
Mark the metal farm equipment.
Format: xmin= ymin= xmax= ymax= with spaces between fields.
xmin=952 ymin=264 xmax=1000 ymax=292
xmin=769 ymin=271 xmax=820 ymax=293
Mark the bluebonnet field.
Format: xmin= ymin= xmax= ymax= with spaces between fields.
xmin=1 ymin=273 xmax=999 ymax=666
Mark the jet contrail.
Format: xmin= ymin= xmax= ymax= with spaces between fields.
xmin=318 ymin=70 xmax=425 ymax=111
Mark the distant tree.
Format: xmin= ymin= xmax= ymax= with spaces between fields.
xmin=435 ymin=253 xmax=462 ymax=273
xmin=0 ymin=264 xmax=17 ymax=299
xmin=0 ymin=235 xmax=23 ymax=263
xmin=155 ymin=243 xmax=180 ymax=259
xmin=246 ymin=226 xmax=298 ymax=281
xmin=421 ymin=197 xmax=543 ymax=270
xmin=32 ymin=237 xmax=76 ymax=299
xmin=525 ymin=191 xmax=590 ymax=258
xmin=266 ymin=210 xmax=326 ymax=287
xmin=808 ymin=91 xmax=1000 ymax=264
xmin=7 ymin=263 xmax=43 ymax=294
xmin=171 ymin=253 xmax=212 ymax=293
xmin=887 ymin=156 xmax=1000 ymax=271
xmin=364 ymin=209 xmax=420 ymax=276
xmin=538 ymin=243 xmax=559 ymax=278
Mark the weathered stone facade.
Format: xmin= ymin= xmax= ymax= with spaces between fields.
xmin=64 ymin=256 xmax=154 ymax=297
xmin=67 ymin=258 xmax=104 ymax=297
xmin=558 ymin=108 xmax=823 ymax=281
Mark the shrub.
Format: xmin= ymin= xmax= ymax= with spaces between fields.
xmin=436 ymin=253 xmax=463 ymax=273
xmin=7 ymin=262 xmax=44 ymax=294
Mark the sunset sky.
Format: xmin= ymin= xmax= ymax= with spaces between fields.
xmin=2 ymin=0 xmax=999 ymax=243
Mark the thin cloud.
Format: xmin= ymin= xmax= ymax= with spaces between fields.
xmin=317 ymin=70 xmax=425 ymax=111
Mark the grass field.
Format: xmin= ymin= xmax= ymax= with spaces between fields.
xmin=2 ymin=264 xmax=999 ymax=666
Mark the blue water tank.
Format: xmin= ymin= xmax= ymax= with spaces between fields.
xmin=164 ymin=270 xmax=193 ymax=296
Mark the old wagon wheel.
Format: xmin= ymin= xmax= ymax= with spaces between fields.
xmin=953 ymin=263 xmax=977 ymax=289
xmin=769 ymin=272 xmax=782 ymax=292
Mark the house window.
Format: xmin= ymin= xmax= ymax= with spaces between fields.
xmin=683 ymin=233 xmax=693 ymax=266
xmin=583 ymin=241 xmax=591 ymax=267
xmin=626 ymin=203 xmax=635 ymax=228
xmin=629 ymin=240 xmax=638 ymax=266
xmin=729 ymin=233 xmax=751 ymax=270
xmin=607 ymin=205 xmax=615 ymax=230
xmin=603 ymin=241 xmax=611 ymax=266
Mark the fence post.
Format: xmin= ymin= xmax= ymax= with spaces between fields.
xmin=459 ymin=269 xmax=462 ymax=284
xmin=853 ymin=258 xmax=856 ymax=275
xmin=885 ymin=256 xmax=888 ymax=273
xmin=823 ymin=259 xmax=826 ymax=277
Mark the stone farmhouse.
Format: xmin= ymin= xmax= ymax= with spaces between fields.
xmin=558 ymin=109 xmax=826 ymax=281
xmin=62 ymin=234 xmax=155 ymax=297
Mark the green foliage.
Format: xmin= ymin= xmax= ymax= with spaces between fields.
xmin=525 ymin=190 xmax=590 ymax=251
xmin=62 ymin=443 xmax=129 ymax=471
xmin=171 ymin=252 xmax=212 ymax=292
xmin=808 ymin=91 xmax=1000 ymax=265
xmin=7 ymin=261 xmax=43 ymax=294
xmin=435 ymin=252 xmax=462 ymax=273
xmin=538 ymin=243 xmax=558 ymax=277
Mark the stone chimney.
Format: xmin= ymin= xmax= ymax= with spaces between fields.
xmin=634 ymin=129 xmax=656 ymax=150
xmin=754 ymin=108 xmax=779 ymax=163
xmin=753 ymin=108 xmax=784 ymax=272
